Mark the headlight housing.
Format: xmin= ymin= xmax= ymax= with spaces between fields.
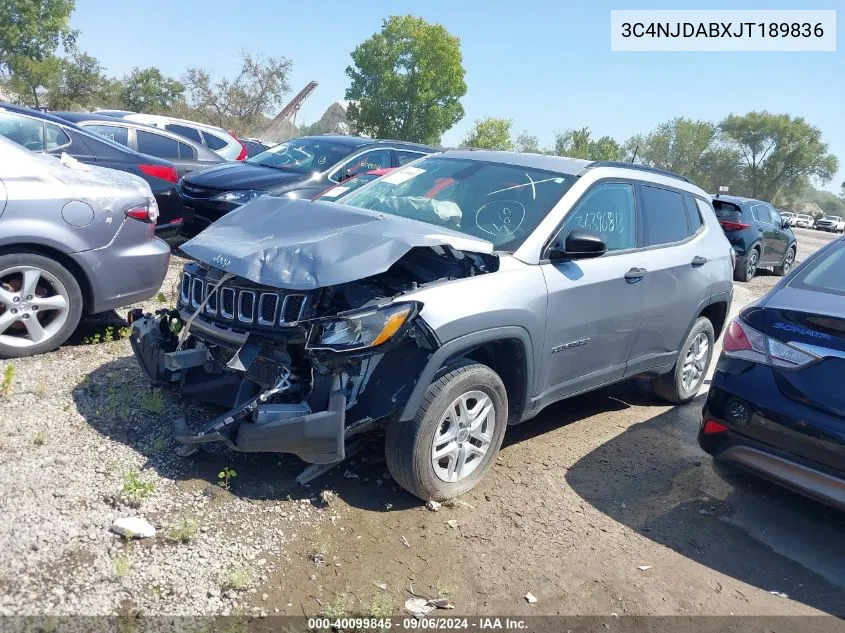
xmin=210 ymin=190 xmax=266 ymax=204
xmin=307 ymin=302 xmax=418 ymax=352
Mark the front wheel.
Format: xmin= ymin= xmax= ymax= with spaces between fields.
xmin=652 ymin=317 xmax=715 ymax=405
xmin=0 ymin=253 xmax=83 ymax=358
xmin=385 ymin=360 xmax=508 ymax=501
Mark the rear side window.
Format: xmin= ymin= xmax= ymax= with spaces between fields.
xmin=44 ymin=123 xmax=71 ymax=150
xmin=202 ymin=131 xmax=228 ymax=150
xmin=684 ymin=195 xmax=703 ymax=233
xmin=790 ymin=241 xmax=845 ymax=295
xmin=178 ymin=141 xmax=196 ymax=159
xmin=137 ymin=130 xmax=179 ymax=158
xmin=165 ymin=123 xmax=203 ymax=143
xmin=84 ymin=124 xmax=129 ymax=146
xmin=396 ymin=150 xmax=427 ymax=165
xmin=639 ymin=184 xmax=690 ymax=246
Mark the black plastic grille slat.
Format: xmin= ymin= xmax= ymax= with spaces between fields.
xmin=281 ymin=295 xmax=306 ymax=324
xmin=220 ymin=288 xmax=235 ymax=318
xmin=259 ymin=294 xmax=278 ymax=325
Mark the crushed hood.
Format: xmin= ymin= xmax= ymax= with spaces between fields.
xmin=180 ymin=197 xmax=495 ymax=290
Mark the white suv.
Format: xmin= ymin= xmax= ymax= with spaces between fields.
xmin=95 ymin=111 xmax=245 ymax=161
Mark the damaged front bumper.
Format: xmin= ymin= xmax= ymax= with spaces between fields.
xmin=127 ymin=304 xmax=434 ymax=465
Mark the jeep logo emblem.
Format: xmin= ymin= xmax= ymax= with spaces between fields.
xmin=212 ymin=255 xmax=231 ymax=268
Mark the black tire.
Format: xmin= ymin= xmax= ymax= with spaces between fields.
xmin=385 ymin=360 xmax=508 ymax=501
xmin=652 ymin=317 xmax=715 ymax=405
xmin=773 ymin=245 xmax=795 ymax=276
xmin=0 ymin=252 xmax=83 ymax=358
xmin=734 ymin=247 xmax=759 ymax=282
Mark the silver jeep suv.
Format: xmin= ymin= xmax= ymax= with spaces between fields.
xmin=129 ymin=150 xmax=733 ymax=501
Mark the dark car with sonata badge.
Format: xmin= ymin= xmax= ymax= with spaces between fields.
xmin=712 ymin=194 xmax=797 ymax=282
xmin=177 ymin=135 xmax=435 ymax=235
xmin=700 ymin=235 xmax=845 ymax=510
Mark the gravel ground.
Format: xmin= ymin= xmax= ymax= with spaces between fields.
xmin=0 ymin=228 xmax=841 ymax=619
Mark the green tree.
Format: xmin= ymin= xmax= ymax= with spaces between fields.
xmin=345 ymin=15 xmax=467 ymax=144
xmin=0 ymin=0 xmax=76 ymax=69
xmin=44 ymin=51 xmax=111 ymax=110
xmin=554 ymin=127 xmax=623 ymax=160
xmin=461 ymin=117 xmax=513 ymax=150
xmin=720 ymin=111 xmax=838 ymax=203
xmin=183 ymin=52 xmax=292 ymax=131
xmin=4 ymin=55 xmax=59 ymax=106
xmin=120 ymin=67 xmax=184 ymax=114
xmin=515 ymin=130 xmax=540 ymax=153
xmin=624 ymin=117 xmax=725 ymax=189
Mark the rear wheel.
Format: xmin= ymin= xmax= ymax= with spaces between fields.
xmin=385 ymin=360 xmax=508 ymax=501
xmin=773 ymin=246 xmax=795 ymax=276
xmin=734 ymin=247 xmax=759 ymax=282
xmin=652 ymin=317 xmax=715 ymax=405
xmin=0 ymin=253 xmax=83 ymax=358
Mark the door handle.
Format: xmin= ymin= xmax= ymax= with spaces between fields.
xmin=691 ymin=256 xmax=708 ymax=266
xmin=624 ymin=267 xmax=648 ymax=282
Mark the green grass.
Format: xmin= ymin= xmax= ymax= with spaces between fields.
xmin=321 ymin=593 xmax=350 ymax=619
xmin=122 ymin=470 xmax=156 ymax=502
xmin=114 ymin=553 xmax=131 ymax=578
xmin=221 ymin=566 xmax=253 ymax=591
xmin=165 ymin=517 xmax=200 ymax=543
xmin=1 ymin=364 xmax=14 ymax=397
xmin=369 ymin=590 xmax=395 ymax=618
xmin=33 ymin=430 xmax=47 ymax=446
xmin=140 ymin=390 xmax=165 ymax=415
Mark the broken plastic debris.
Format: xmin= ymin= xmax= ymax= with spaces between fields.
xmin=427 ymin=598 xmax=454 ymax=609
xmin=373 ymin=582 xmax=388 ymax=591
xmin=111 ymin=517 xmax=156 ymax=539
xmin=525 ymin=592 xmax=538 ymax=604
xmin=637 ymin=565 xmax=652 ymax=571
xmin=426 ymin=500 xmax=441 ymax=512
xmin=343 ymin=470 xmax=359 ymax=479
xmin=445 ymin=519 xmax=458 ymax=529
xmin=405 ymin=597 xmax=435 ymax=619
xmin=769 ymin=590 xmax=789 ymax=598
xmin=401 ymin=535 xmax=411 ymax=548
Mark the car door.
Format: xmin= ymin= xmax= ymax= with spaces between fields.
xmin=750 ymin=203 xmax=779 ymax=264
xmin=765 ymin=205 xmax=789 ymax=262
xmin=625 ymin=184 xmax=710 ymax=376
xmin=135 ymin=129 xmax=197 ymax=178
xmin=538 ymin=181 xmax=645 ymax=403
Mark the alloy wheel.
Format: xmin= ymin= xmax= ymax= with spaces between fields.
xmin=782 ymin=248 xmax=795 ymax=274
xmin=746 ymin=251 xmax=759 ymax=280
xmin=681 ymin=332 xmax=710 ymax=394
xmin=0 ymin=266 xmax=71 ymax=349
xmin=431 ymin=390 xmax=496 ymax=483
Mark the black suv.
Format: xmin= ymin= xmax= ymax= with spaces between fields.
xmin=178 ymin=135 xmax=436 ymax=234
xmin=712 ymin=194 xmax=797 ymax=282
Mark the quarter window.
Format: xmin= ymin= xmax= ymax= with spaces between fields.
xmin=178 ymin=141 xmax=196 ymax=159
xmin=43 ymin=123 xmax=71 ymax=150
xmin=560 ymin=182 xmax=637 ymax=252
xmin=684 ymin=195 xmax=703 ymax=233
xmin=165 ymin=123 xmax=203 ymax=143
xmin=640 ymin=185 xmax=690 ymax=247
xmin=202 ymin=131 xmax=228 ymax=151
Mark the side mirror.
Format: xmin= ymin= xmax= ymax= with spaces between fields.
xmin=782 ymin=219 xmax=791 ymax=229
xmin=549 ymin=229 xmax=607 ymax=261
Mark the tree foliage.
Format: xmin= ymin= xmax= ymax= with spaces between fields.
xmin=720 ymin=111 xmax=838 ymax=203
xmin=461 ymin=117 xmax=514 ymax=150
xmin=120 ymin=67 xmax=184 ymax=114
xmin=345 ymin=15 xmax=467 ymax=144
xmin=515 ymin=130 xmax=540 ymax=153
xmin=554 ymin=127 xmax=623 ymax=161
xmin=0 ymin=0 xmax=76 ymax=68
xmin=183 ymin=52 xmax=292 ymax=130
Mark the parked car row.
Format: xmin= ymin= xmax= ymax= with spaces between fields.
xmin=2 ymin=114 xmax=841 ymax=510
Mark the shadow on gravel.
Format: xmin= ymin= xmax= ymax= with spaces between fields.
xmin=565 ymin=394 xmax=845 ymax=615
xmin=71 ymin=356 xmax=422 ymax=513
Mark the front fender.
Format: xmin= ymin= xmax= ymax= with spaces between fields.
xmin=399 ymin=325 xmax=534 ymax=422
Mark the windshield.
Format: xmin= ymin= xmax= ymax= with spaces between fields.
xmin=339 ymin=156 xmax=577 ymax=251
xmin=247 ymin=138 xmax=357 ymax=173
xmin=823 ymin=215 xmax=840 ymax=221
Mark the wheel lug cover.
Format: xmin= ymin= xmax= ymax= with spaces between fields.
xmin=12 ymin=297 xmax=19 ymax=303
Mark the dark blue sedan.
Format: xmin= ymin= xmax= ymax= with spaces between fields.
xmin=700 ymin=236 xmax=845 ymax=510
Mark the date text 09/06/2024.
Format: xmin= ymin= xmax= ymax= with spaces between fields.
xmin=307 ymin=617 xmax=528 ymax=630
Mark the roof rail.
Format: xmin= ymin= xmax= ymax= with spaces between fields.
xmin=580 ymin=160 xmax=692 ymax=184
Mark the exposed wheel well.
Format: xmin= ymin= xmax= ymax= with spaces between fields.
xmin=700 ymin=301 xmax=728 ymax=340
xmin=445 ymin=338 xmax=527 ymax=422
xmin=0 ymin=244 xmax=93 ymax=312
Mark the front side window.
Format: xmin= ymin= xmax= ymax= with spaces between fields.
xmin=751 ymin=204 xmax=773 ymax=224
xmin=559 ymin=182 xmax=636 ymax=252
xmin=338 ymin=149 xmax=392 ymax=181
xmin=84 ymin=124 xmax=129 ymax=146
xmin=640 ymin=184 xmax=690 ymax=246
xmin=0 ymin=112 xmax=44 ymax=151
xmin=341 ymin=156 xmax=577 ymax=251
xmin=247 ymin=138 xmax=358 ymax=174
xmin=137 ymin=130 xmax=180 ymax=158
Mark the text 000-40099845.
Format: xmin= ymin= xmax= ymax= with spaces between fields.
xmin=610 ymin=10 xmax=836 ymax=52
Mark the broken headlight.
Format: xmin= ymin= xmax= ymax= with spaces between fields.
xmin=210 ymin=190 xmax=266 ymax=204
xmin=307 ymin=302 xmax=418 ymax=352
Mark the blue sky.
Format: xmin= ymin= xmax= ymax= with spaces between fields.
xmin=71 ymin=0 xmax=843 ymax=192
